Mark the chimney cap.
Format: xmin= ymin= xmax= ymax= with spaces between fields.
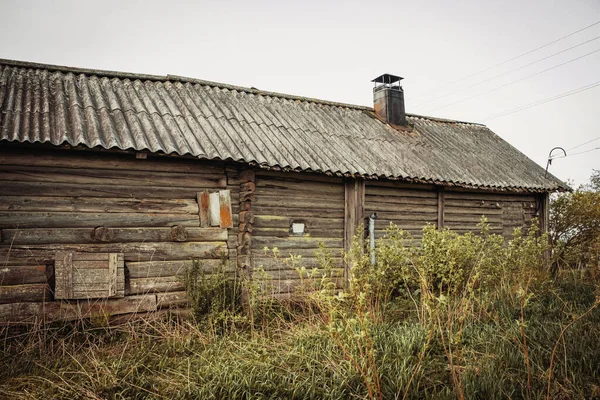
xmin=371 ymin=74 xmax=403 ymax=84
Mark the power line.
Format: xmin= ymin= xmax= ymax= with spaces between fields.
xmin=416 ymin=35 xmax=600 ymax=107
xmin=427 ymin=47 xmax=600 ymax=112
xmin=480 ymin=80 xmax=600 ymax=122
xmin=414 ymin=19 xmax=600 ymax=99
xmin=565 ymin=135 xmax=600 ymax=152
xmin=551 ymin=146 xmax=600 ymax=159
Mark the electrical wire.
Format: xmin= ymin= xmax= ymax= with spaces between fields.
xmin=427 ymin=47 xmax=600 ymax=112
xmin=480 ymin=80 xmax=600 ymax=122
xmin=565 ymin=135 xmax=600 ymax=152
xmin=415 ymin=19 xmax=600 ymax=99
xmin=416 ymin=35 xmax=600 ymax=107
xmin=551 ymin=146 xmax=600 ymax=159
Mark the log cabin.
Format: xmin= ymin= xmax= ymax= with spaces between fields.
xmin=0 ymin=59 xmax=567 ymax=324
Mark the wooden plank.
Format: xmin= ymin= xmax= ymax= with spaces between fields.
xmin=0 ymin=196 xmax=199 ymax=214
xmin=255 ymin=179 xmax=343 ymax=194
xmin=256 ymin=170 xmax=342 ymax=184
xmin=254 ymin=195 xmax=344 ymax=209
xmin=252 ymin=237 xmax=343 ymax=250
xmin=127 ymin=259 xmax=226 ymax=278
xmin=366 ymin=186 xmax=438 ymax=198
xmin=365 ymin=181 xmax=436 ymax=191
xmin=108 ymin=253 xmax=118 ymax=297
xmin=252 ymin=206 xmax=345 ymax=219
xmin=54 ymin=251 xmax=73 ymax=299
xmin=253 ymin=228 xmax=344 ymax=239
xmin=156 ymin=291 xmax=189 ymax=309
xmin=0 ymin=283 xmax=52 ymax=304
xmin=128 ymin=276 xmax=186 ymax=295
xmin=365 ymin=202 xmax=438 ymax=213
xmin=437 ymin=188 xmax=444 ymax=229
xmin=443 ymin=206 xmax=503 ymax=215
xmin=0 ymin=181 xmax=217 ymax=199
xmin=444 ymin=191 xmax=536 ymax=202
xmin=198 ymin=190 xmax=210 ymax=228
xmin=219 ymin=190 xmax=233 ymax=228
xmin=0 ymin=212 xmax=199 ymax=229
xmin=0 ymin=147 xmax=226 ymax=174
xmin=253 ymin=216 xmax=344 ymax=229
xmin=0 ymin=165 xmax=226 ymax=188
xmin=364 ymin=195 xmax=439 ymax=206
xmin=0 ymin=265 xmax=47 ymax=285
xmin=209 ymin=192 xmax=220 ymax=227
xmin=252 ymin=256 xmax=344 ymax=270
xmin=0 ymin=294 xmax=158 ymax=324
xmin=0 ymin=242 xmax=227 ymax=264
xmin=372 ymin=211 xmax=438 ymax=221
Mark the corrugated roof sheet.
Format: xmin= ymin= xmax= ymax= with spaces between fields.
xmin=0 ymin=58 xmax=568 ymax=192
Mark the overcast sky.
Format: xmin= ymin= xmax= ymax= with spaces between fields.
xmin=1 ymin=0 xmax=598 ymax=186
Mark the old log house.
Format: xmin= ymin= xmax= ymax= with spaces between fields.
xmin=0 ymin=60 xmax=567 ymax=324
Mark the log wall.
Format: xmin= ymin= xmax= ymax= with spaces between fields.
xmin=251 ymin=171 xmax=346 ymax=295
xmin=0 ymin=147 xmax=234 ymax=324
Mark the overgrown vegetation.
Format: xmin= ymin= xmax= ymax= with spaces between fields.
xmin=2 ymin=179 xmax=600 ymax=399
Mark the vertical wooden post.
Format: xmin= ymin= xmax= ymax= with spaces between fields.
xmin=538 ymin=192 xmax=550 ymax=234
xmin=344 ymin=177 xmax=365 ymax=286
xmin=437 ymin=187 xmax=445 ymax=230
xmin=237 ymin=168 xmax=255 ymax=312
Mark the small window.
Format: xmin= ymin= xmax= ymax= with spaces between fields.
xmin=54 ymin=252 xmax=125 ymax=299
xmin=197 ymin=189 xmax=233 ymax=228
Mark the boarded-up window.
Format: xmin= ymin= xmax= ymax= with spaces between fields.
xmin=197 ymin=189 xmax=233 ymax=228
xmin=54 ymin=252 xmax=125 ymax=299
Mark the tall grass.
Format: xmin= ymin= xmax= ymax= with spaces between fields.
xmin=1 ymin=221 xmax=599 ymax=399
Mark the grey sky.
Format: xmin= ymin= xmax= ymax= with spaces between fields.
xmin=1 ymin=0 xmax=598 ymax=186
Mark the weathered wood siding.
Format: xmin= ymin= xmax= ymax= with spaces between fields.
xmin=365 ymin=181 xmax=439 ymax=240
xmin=443 ymin=190 xmax=538 ymax=237
xmin=365 ymin=181 xmax=539 ymax=240
xmin=0 ymin=147 xmax=234 ymax=323
xmin=251 ymin=171 xmax=345 ymax=294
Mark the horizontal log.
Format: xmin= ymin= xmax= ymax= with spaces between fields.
xmin=444 ymin=214 xmax=502 ymax=224
xmin=445 ymin=223 xmax=503 ymax=231
xmin=0 ymin=212 xmax=199 ymax=229
xmin=0 ymin=165 xmax=226 ymax=189
xmin=0 ymin=294 xmax=157 ymax=324
xmin=444 ymin=192 xmax=536 ymax=203
xmin=156 ymin=291 xmax=189 ymax=309
xmin=0 ymin=147 xmax=225 ymax=174
xmin=255 ymin=179 xmax=343 ymax=194
xmin=366 ymin=187 xmax=437 ymax=198
xmin=365 ymin=202 xmax=438 ymax=213
xmin=252 ymin=237 xmax=343 ymax=250
xmin=127 ymin=259 xmax=228 ymax=278
xmin=365 ymin=181 xmax=436 ymax=191
xmin=375 ymin=220 xmax=436 ymax=230
xmin=0 ymin=265 xmax=47 ymax=285
xmin=253 ymin=216 xmax=344 ymax=229
xmin=373 ymin=212 xmax=438 ymax=222
xmin=444 ymin=205 xmax=503 ymax=215
xmin=364 ymin=195 xmax=438 ymax=206
xmin=258 ymin=277 xmax=345 ymax=294
xmin=253 ymin=195 xmax=344 ymax=209
xmin=252 ymin=206 xmax=344 ymax=219
xmin=0 ymin=196 xmax=199 ymax=214
xmin=256 ymin=170 xmax=343 ymax=184
xmin=0 ymin=283 xmax=52 ymax=304
xmin=262 ymin=268 xmax=344 ymax=280
xmin=252 ymin=228 xmax=344 ymax=239
xmin=128 ymin=276 xmax=185 ymax=295
xmin=2 ymin=227 xmax=227 ymax=245
xmin=252 ymin=256 xmax=344 ymax=270
xmin=0 ymin=242 xmax=227 ymax=264
xmin=253 ymin=247 xmax=345 ymax=259
xmin=0 ymin=181 xmax=207 ymax=199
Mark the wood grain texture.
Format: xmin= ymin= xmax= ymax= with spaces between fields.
xmin=0 ymin=283 xmax=52 ymax=304
xmin=0 ymin=294 xmax=157 ymax=324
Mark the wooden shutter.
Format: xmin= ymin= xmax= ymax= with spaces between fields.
xmin=197 ymin=189 xmax=233 ymax=229
xmin=54 ymin=252 xmax=125 ymax=299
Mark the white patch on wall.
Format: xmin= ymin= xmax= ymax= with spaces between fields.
xmin=291 ymin=222 xmax=305 ymax=235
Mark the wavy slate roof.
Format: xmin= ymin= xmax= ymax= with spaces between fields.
xmin=0 ymin=58 xmax=567 ymax=192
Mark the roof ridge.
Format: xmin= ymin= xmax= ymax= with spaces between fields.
xmin=0 ymin=57 xmax=486 ymax=126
